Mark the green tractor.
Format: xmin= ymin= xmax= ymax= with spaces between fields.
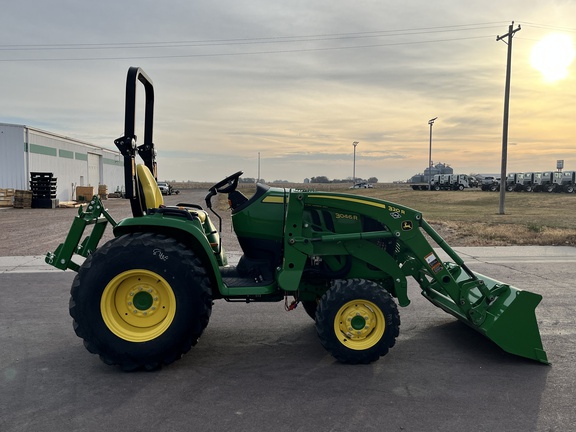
xmin=46 ymin=67 xmax=548 ymax=370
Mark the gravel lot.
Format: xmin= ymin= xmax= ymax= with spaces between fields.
xmin=0 ymin=189 xmax=240 ymax=257
xmin=0 ymin=186 xmax=469 ymax=258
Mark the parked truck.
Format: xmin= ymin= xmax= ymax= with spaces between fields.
xmin=553 ymin=171 xmax=575 ymax=193
xmin=533 ymin=171 xmax=555 ymax=192
xmin=429 ymin=174 xmax=472 ymax=191
xmin=450 ymin=174 xmax=475 ymax=190
xmin=481 ymin=176 xmax=500 ymax=192
xmin=521 ymin=172 xmax=538 ymax=192
xmin=505 ymin=173 xmax=524 ymax=192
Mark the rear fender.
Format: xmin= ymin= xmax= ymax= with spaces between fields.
xmin=113 ymin=212 xmax=226 ymax=293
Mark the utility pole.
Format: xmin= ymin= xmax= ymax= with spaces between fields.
xmin=496 ymin=21 xmax=521 ymax=215
xmin=352 ymin=141 xmax=359 ymax=184
xmin=428 ymin=117 xmax=437 ymax=191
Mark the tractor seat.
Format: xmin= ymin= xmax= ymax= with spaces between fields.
xmin=135 ymin=164 xmax=208 ymax=223
xmin=132 ymin=164 xmax=164 ymax=216
xmin=135 ymin=164 xmax=221 ymax=254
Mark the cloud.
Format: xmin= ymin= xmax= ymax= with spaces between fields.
xmin=1 ymin=1 xmax=576 ymax=182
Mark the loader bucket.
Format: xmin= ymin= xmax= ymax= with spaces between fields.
xmin=422 ymin=270 xmax=549 ymax=364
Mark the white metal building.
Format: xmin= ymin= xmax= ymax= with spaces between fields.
xmin=0 ymin=123 xmax=124 ymax=202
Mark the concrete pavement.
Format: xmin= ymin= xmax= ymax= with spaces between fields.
xmin=3 ymin=245 xmax=576 ymax=274
xmin=2 ymin=246 xmax=576 ymax=431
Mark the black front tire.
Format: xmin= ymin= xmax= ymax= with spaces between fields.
xmin=316 ymin=279 xmax=400 ymax=364
xmin=70 ymin=233 xmax=212 ymax=370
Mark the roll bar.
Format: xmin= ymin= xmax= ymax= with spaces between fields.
xmin=114 ymin=66 xmax=156 ymax=201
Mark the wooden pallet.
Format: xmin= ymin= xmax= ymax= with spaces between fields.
xmin=12 ymin=190 xmax=33 ymax=209
xmin=0 ymin=188 xmax=15 ymax=207
xmin=58 ymin=201 xmax=83 ymax=208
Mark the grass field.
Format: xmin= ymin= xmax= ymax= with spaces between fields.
xmin=224 ymin=183 xmax=576 ymax=246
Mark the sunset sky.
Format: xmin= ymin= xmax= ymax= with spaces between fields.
xmin=1 ymin=1 xmax=575 ymax=183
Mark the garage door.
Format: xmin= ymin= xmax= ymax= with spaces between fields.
xmin=87 ymin=153 xmax=101 ymax=186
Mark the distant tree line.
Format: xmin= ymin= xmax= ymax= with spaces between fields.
xmin=310 ymin=176 xmax=378 ymax=184
xmin=239 ymin=177 xmax=264 ymax=184
xmin=239 ymin=178 xmax=298 ymax=184
xmin=166 ymin=176 xmax=378 ymax=184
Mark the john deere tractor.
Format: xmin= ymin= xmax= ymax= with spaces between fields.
xmin=46 ymin=67 xmax=548 ymax=370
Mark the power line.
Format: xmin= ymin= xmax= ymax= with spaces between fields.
xmin=0 ymin=21 xmax=503 ymax=63
xmin=0 ymin=35 xmax=492 ymax=62
xmin=0 ymin=22 xmax=507 ymax=51
xmin=520 ymin=21 xmax=576 ymax=33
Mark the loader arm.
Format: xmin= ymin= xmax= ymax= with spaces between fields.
xmin=277 ymin=190 xmax=548 ymax=364
xmin=46 ymin=196 xmax=117 ymax=271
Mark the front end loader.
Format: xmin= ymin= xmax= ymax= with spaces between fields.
xmin=46 ymin=67 xmax=548 ymax=370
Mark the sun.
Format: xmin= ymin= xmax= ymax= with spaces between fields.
xmin=530 ymin=33 xmax=575 ymax=82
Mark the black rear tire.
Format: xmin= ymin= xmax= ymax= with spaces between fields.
xmin=316 ymin=279 xmax=400 ymax=364
xmin=70 ymin=233 xmax=212 ymax=370
xmin=302 ymin=300 xmax=318 ymax=320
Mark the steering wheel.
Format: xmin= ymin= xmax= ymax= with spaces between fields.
xmin=205 ymin=171 xmax=243 ymax=208
xmin=210 ymin=171 xmax=244 ymax=193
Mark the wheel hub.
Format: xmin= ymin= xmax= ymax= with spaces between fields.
xmin=101 ymin=270 xmax=176 ymax=342
xmin=335 ymin=300 xmax=386 ymax=350
xmin=350 ymin=314 xmax=367 ymax=331
xmin=132 ymin=290 xmax=154 ymax=311
xmin=126 ymin=285 xmax=161 ymax=318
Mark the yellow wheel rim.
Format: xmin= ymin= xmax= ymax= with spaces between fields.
xmin=101 ymin=270 xmax=176 ymax=343
xmin=334 ymin=299 xmax=386 ymax=350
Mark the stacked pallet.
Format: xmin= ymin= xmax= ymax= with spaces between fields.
xmin=76 ymin=186 xmax=95 ymax=202
xmin=30 ymin=172 xmax=58 ymax=208
xmin=98 ymin=184 xmax=108 ymax=200
xmin=13 ymin=190 xmax=33 ymax=208
xmin=0 ymin=188 xmax=15 ymax=207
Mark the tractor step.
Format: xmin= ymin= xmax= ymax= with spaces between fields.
xmin=220 ymin=266 xmax=274 ymax=287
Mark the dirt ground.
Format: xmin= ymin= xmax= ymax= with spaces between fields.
xmin=0 ymin=188 xmax=464 ymax=257
xmin=0 ymin=189 xmax=240 ymax=257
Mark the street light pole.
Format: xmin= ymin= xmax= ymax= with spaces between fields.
xmin=257 ymin=152 xmax=260 ymax=183
xmin=428 ymin=117 xmax=438 ymax=191
xmin=352 ymin=141 xmax=359 ymax=184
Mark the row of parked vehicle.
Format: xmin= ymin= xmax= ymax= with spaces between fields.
xmin=481 ymin=171 xmax=576 ymax=193
xmin=410 ymin=174 xmax=479 ymax=191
